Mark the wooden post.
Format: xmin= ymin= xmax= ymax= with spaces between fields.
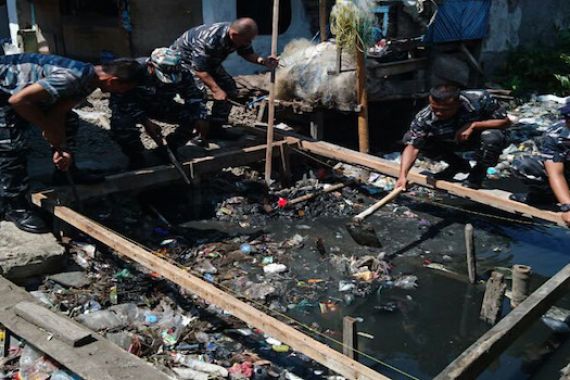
xmin=465 ymin=224 xmax=476 ymax=284
xmin=310 ymin=110 xmax=325 ymax=140
xmin=319 ymin=0 xmax=327 ymax=42
xmin=511 ymin=264 xmax=532 ymax=308
xmin=279 ymin=143 xmax=292 ymax=188
xmin=356 ymin=42 xmax=369 ymax=153
xmin=480 ymin=271 xmax=506 ymax=325
xmin=343 ymin=316 xmax=358 ymax=360
xmin=264 ymin=0 xmax=280 ymax=184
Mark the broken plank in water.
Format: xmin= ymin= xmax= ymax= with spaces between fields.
xmin=435 ymin=263 xmax=570 ymax=380
xmin=33 ymin=197 xmax=390 ymax=380
xmin=480 ymin=271 xmax=506 ymax=325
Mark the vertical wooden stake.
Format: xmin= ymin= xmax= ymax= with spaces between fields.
xmin=480 ymin=271 xmax=506 ymax=325
xmin=343 ymin=316 xmax=358 ymax=360
xmin=278 ymin=143 xmax=291 ymax=188
xmin=511 ymin=264 xmax=532 ymax=308
xmin=465 ymin=223 xmax=476 ymax=284
xmin=319 ymin=0 xmax=327 ymax=42
xmin=355 ymin=42 xmax=369 ymax=153
xmin=264 ymin=0 xmax=280 ymax=184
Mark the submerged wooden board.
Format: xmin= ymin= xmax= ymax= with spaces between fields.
xmin=288 ymin=137 xmax=565 ymax=227
xmin=435 ymin=264 xmax=570 ymax=380
xmin=31 ymin=196 xmax=390 ymax=380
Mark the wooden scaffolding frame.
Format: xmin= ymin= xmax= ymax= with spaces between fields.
xmin=29 ymin=134 xmax=567 ymax=379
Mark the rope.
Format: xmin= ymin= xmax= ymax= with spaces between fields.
xmin=90 ymin=220 xmax=421 ymax=380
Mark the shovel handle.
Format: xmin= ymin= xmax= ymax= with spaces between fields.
xmin=354 ymin=187 xmax=404 ymax=222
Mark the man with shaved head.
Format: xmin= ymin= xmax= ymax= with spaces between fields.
xmin=171 ymin=18 xmax=278 ymax=138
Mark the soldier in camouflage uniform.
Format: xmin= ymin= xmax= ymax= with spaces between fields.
xmin=0 ymin=53 xmax=142 ymax=233
xmin=109 ymin=48 xmax=206 ymax=169
xmin=510 ymin=103 xmax=570 ymax=226
xmin=396 ymin=84 xmax=511 ymax=190
xmin=170 ymin=18 xmax=278 ymax=135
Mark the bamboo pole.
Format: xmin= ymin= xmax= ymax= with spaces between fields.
xmin=356 ymin=40 xmax=369 ymax=153
xmin=319 ymin=0 xmax=327 ymax=42
xmin=264 ymin=0 xmax=280 ymax=184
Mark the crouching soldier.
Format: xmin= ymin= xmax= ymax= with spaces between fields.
xmin=0 ymin=53 xmax=142 ymax=233
xmin=109 ymin=48 xmax=207 ymax=169
xmin=510 ymin=103 xmax=570 ymax=226
xmin=396 ymin=84 xmax=511 ymax=190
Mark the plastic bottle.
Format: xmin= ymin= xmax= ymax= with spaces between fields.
xmin=263 ymin=263 xmax=287 ymax=274
xmin=240 ymin=243 xmax=252 ymax=254
xmin=173 ymin=353 xmax=229 ymax=377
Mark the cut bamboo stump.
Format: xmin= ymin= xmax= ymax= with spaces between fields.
xmin=465 ymin=224 xmax=476 ymax=284
xmin=511 ymin=265 xmax=532 ymax=308
xmin=480 ymin=271 xmax=507 ymax=325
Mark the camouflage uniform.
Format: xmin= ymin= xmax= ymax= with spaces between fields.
xmin=511 ymin=122 xmax=570 ymax=191
xmin=0 ymin=54 xmax=96 ymax=205
xmin=109 ymin=57 xmax=205 ymax=159
xmin=403 ymin=90 xmax=508 ymax=169
xmin=170 ymin=22 xmax=255 ymax=123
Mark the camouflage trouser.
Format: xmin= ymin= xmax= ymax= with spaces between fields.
xmin=421 ymin=129 xmax=507 ymax=168
xmin=0 ymin=100 xmax=78 ymax=203
xmin=109 ymin=92 xmax=206 ymax=157
xmin=511 ymin=155 xmax=570 ymax=192
xmin=192 ymin=66 xmax=238 ymax=124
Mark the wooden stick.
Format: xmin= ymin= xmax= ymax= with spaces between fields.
xmin=356 ymin=41 xmax=369 ymax=153
xmin=465 ymin=224 xmax=476 ymax=284
xmin=34 ymin=201 xmax=389 ymax=380
xmin=264 ymin=0 xmax=280 ymax=184
xmin=480 ymin=271 xmax=506 ymax=325
xmin=511 ymin=265 xmax=532 ymax=308
xmin=343 ymin=316 xmax=358 ymax=360
xmin=288 ymin=183 xmax=345 ymax=206
xmin=354 ymin=187 xmax=403 ymax=222
xmin=319 ymin=0 xmax=328 ymax=42
xmin=435 ymin=263 xmax=570 ymax=380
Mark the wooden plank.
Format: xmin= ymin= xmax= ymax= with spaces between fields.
xmin=435 ymin=264 xmax=570 ymax=380
xmin=0 ymin=277 xmax=171 ymax=380
xmin=31 ymin=141 xmax=292 ymax=205
xmin=13 ymin=301 xmax=93 ymax=347
xmin=35 ymin=202 xmax=389 ymax=380
xmin=289 ymin=138 xmax=566 ymax=227
xmin=479 ymin=271 xmax=506 ymax=325
xmin=343 ymin=316 xmax=358 ymax=360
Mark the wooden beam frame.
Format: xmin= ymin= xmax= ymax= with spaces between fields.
xmin=435 ymin=264 xmax=570 ymax=379
xmin=286 ymin=137 xmax=565 ymax=227
xmin=32 ymin=141 xmax=294 ymax=204
xmin=31 ymin=193 xmax=390 ymax=380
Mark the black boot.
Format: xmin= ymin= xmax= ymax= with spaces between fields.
xmin=462 ymin=164 xmax=487 ymax=189
xmin=52 ymin=164 xmax=105 ymax=186
xmin=2 ymin=196 xmax=50 ymax=234
xmin=509 ymin=191 xmax=555 ymax=205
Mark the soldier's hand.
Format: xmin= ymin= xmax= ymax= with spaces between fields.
xmin=213 ymin=89 xmax=228 ymax=101
xmin=264 ymin=56 xmax=279 ymax=70
xmin=455 ymin=123 xmax=474 ymax=143
xmin=53 ymin=150 xmax=72 ymax=172
xmin=563 ymin=211 xmax=570 ymax=226
xmin=395 ymin=176 xmax=408 ymax=191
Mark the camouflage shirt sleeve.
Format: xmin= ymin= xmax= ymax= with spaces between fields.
xmin=402 ymin=107 xmax=431 ymax=148
xmin=542 ymin=135 xmax=567 ymax=163
xmin=237 ymin=44 xmax=255 ymax=57
xmin=36 ymin=69 xmax=90 ymax=104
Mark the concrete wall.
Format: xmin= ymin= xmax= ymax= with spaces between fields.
xmin=481 ymin=0 xmax=570 ymax=74
xmin=130 ymin=0 xmax=203 ymax=57
xmin=202 ymin=0 xmax=312 ymax=76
